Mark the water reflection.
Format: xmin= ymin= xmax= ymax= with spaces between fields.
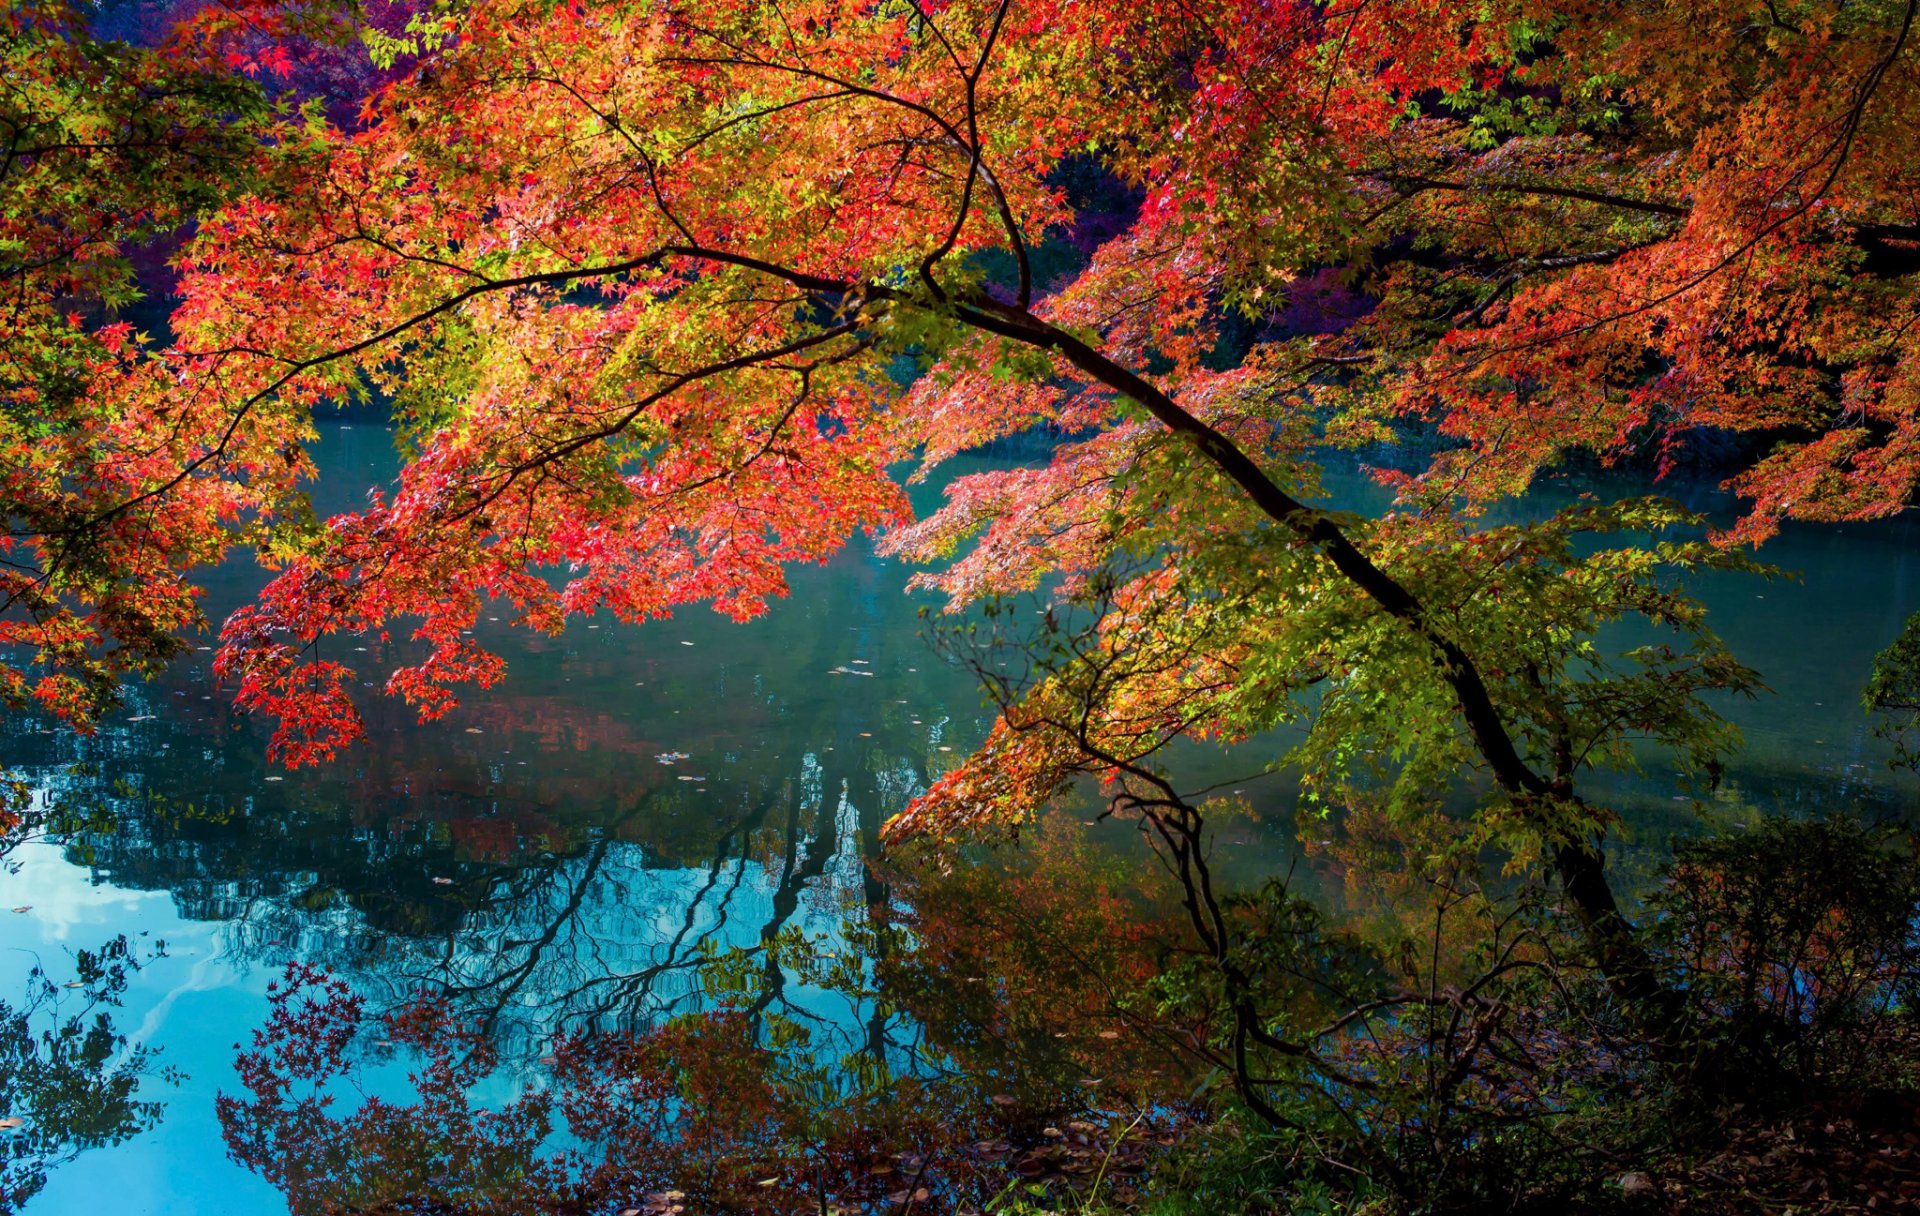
xmin=5 ymin=427 xmax=1920 ymax=1210
xmin=212 ymin=818 xmax=1203 ymax=1216
xmin=10 ymin=558 xmax=977 ymax=1054
xmin=0 ymin=937 xmax=169 ymax=1216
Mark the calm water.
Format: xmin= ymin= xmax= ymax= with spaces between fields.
xmin=3 ymin=425 xmax=1917 ymax=1213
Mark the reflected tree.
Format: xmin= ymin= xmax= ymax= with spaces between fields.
xmin=0 ymin=935 xmax=172 ymax=1214
xmin=216 ymin=818 xmax=1208 ymax=1215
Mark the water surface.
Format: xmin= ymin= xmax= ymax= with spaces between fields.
xmin=4 ymin=425 xmax=1917 ymax=1213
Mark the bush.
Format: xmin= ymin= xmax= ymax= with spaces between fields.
xmin=1647 ymin=817 xmax=1920 ymax=1098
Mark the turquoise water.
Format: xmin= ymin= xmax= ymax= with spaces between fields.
xmin=3 ymin=425 xmax=1917 ymax=1213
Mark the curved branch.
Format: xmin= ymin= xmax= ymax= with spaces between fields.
xmin=941 ymin=293 xmax=1664 ymax=1002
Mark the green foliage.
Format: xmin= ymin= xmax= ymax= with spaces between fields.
xmin=1865 ymin=609 xmax=1920 ymax=767
xmin=363 ymin=0 xmax=459 ymax=70
xmin=1269 ymin=499 xmax=1765 ymax=829
xmin=962 ymin=474 xmax=1769 ymax=873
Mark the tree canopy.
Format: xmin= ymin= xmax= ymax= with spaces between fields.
xmin=5 ymin=0 xmax=1918 ymax=976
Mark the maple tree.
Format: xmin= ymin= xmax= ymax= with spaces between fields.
xmin=0 ymin=0 xmax=268 ymax=735
xmin=0 ymin=0 xmax=402 ymax=839
xmin=7 ymin=0 xmax=1919 ymax=1000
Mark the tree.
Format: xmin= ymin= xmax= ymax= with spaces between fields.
xmin=11 ymin=0 xmax=1916 ymax=995
xmin=0 ymin=0 xmax=268 ymax=737
xmin=0 ymin=935 xmax=171 ymax=1214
